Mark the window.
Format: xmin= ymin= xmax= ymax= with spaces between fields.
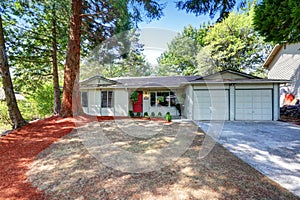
xmin=150 ymin=91 xmax=177 ymax=107
xmin=150 ymin=92 xmax=156 ymax=106
xmin=81 ymin=92 xmax=88 ymax=107
xmin=101 ymin=91 xmax=113 ymax=108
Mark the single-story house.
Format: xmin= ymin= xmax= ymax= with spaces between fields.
xmin=263 ymin=43 xmax=300 ymax=103
xmin=80 ymin=70 xmax=286 ymax=121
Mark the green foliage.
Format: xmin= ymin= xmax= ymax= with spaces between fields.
xmin=157 ymin=25 xmax=208 ymax=76
xmin=129 ymin=110 xmax=134 ymax=117
xmin=28 ymin=83 xmax=54 ymax=118
xmin=165 ymin=112 xmax=172 ymax=122
xmin=176 ymin=0 xmax=244 ymax=21
xmin=157 ymin=112 xmax=162 ymax=118
xmin=81 ymin=29 xmax=152 ymax=79
xmin=0 ymin=102 xmax=12 ymax=131
xmin=2 ymin=0 xmax=70 ymax=93
xmin=136 ymin=112 xmax=141 ymax=117
xmin=143 ymin=112 xmax=149 ymax=117
xmin=130 ymin=91 xmax=138 ymax=103
xmin=0 ymin=100 xmax=38 ymax=131
xmin=197 ymin=10 xmax=272 ymax=76
xmin=253 ymin=0 xmax=300 ymax=43
xmin=150 ymin=112 xmax=155 ymax=118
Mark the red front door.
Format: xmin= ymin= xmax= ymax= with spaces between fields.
xmin=133 ymin=92 xmax=143 ymax=113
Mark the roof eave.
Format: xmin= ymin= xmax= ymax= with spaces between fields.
xmin=263 ymin=44 xmax=283 ymax=69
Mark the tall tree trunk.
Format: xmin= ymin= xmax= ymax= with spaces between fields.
xmin=61 ymin=0 xmax=83 ymax=117
xmin=52 ymin=3 xmax=61 ymax=115
xmin=0 ymin=15 xmax=27 ymax=129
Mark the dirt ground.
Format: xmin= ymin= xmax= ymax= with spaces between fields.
xmin=0 ymin=116 xmax=299 ymax=200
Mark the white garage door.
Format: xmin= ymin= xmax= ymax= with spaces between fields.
xmin=235 ymin=89 xmax=273 ymax=120
xmin=193 ymin=90 xmax=229 ymax=120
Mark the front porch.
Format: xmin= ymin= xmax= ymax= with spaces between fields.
xmin=130 ymin=90 xmax=184 ymax=118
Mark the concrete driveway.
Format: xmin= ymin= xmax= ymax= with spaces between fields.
xmin=198 ymin=121 xmax=300 ymax=197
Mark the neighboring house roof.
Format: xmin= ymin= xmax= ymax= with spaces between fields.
xmin=263 ymin=44 xmax=283 ymax=69
xmin=262 ymin=43 xmax=300 ymax=81
xmin=0 ymin=89 xmax=26 ymax=101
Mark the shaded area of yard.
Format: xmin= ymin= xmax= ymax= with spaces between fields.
xmin=0 ymin=116 xmax=75 ymax=200
xmin=27 ymin=119 xmax=298 ymax=199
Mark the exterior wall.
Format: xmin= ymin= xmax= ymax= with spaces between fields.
xmin=81 ymin=89 xmax=115 ymax=116
xmin=114 ymin=89 xmax=129 ymax=116
xmin=184 ymin=85 xmax=193 ymax=119
xmin=268 ymin=43 xmax=300 ymax=98
xmin=273 ymin=84 xmax=280 ymax=120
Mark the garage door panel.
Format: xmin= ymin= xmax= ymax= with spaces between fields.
xmin=193 ymin=90 xmax=229 ymax=120
xmin=235 ymin=89 xmax=272 ymax=120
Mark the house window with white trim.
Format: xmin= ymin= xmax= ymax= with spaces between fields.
xmin=81 ymin=92 xmax=88 ymax=107
xmin=101 ymin=91 xmax=113 ymax=108
xmin=150 ymin=91 xmax=176 ymax=107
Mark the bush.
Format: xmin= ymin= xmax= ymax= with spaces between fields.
xmin=150 ymin=112 xmax=155 ymax=118
xmin=157 ymin=112 xmax=162 ymax=118
xmin=165 ymin=112 xmax=172 ymax=122
xmin=0 ymin=102 xmax=12 ymax=131
xmin=143 ymin=112 xmax=149 ymax=117
xmin=136 ymin=112 xmax=141 ymax=117
xmin=129 ymin=110 xmax=134 ymax=117
xmin=28 ymin=83 xmax=54 ymax=118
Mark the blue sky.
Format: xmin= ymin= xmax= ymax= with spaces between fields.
xmin=138 ymin=2 xmax=217 ymax=65
xmin=139 ymin=2 xmax=216 ymax=32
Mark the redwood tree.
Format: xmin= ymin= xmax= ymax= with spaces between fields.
xmin=61 ymin=0 xmax=82 ymax=117
xmin=0 ymin=14 xmax=27 ymax=129
xmin=60 ymin=0 xmax=164 ymax=117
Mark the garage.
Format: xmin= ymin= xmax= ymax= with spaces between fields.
xmin=235 ymin=89 xmax=273 ymax=120
xmin=193 ymin=90 xmax=229 ymax=120
xmin=185 ymin=70 xmax=284 ymax=121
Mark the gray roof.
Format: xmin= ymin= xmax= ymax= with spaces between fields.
xmin=111 ymin=76 xmax=201 ymax=88
xmin=80 ymin=69 xmax=289 ymax=89
xmin=187 ymin=78 xmax=290 ymax=84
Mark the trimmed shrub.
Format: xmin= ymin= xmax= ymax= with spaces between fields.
xmin=144 ymin=112 xmax=149 ymax=117
xmin=157 ymin=112 xmax=162 ymax=118
xmin=150 ymin=112 xmax=155 ymax=118
xmin=129 ymin=110 xmax=134 ymax=117
xmin=165 ymin=112 xmax=172 ymax=122
xmin=136 ymin=112 xmax=141 ymax=117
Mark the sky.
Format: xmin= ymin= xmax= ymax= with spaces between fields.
xmin=138 ymin=2 xmax=217 ymax=65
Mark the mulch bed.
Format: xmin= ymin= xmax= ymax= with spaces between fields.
xmin=0 ymin=116 xmax=164 ymax=200
xmin=0 ymin=116 xmax=75 ymax=200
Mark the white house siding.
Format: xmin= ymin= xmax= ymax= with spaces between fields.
xmin=88 ymin=90 xmax=101 ymax=115
xmin=114 ymin=89 xmax=129 ymax=116
xmin=268 ymin=43 xmax=300 ymax=98
xmin=184 ymin=85 xmax=193 ymax=119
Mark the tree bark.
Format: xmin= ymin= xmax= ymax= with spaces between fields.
xmin=52 ymin=3 xmax=61 ymax=115
xmin=61 ymin=0 xmax=83 ymax=117
xmin=0 ymin=15 xmax=27 ymax=129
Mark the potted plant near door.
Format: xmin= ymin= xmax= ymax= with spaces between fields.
xmin=130 ymin=91 xmax=138 ymax=103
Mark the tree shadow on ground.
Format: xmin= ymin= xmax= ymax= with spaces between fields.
xmin=26 ymin=119 xmax=298 ymax=199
